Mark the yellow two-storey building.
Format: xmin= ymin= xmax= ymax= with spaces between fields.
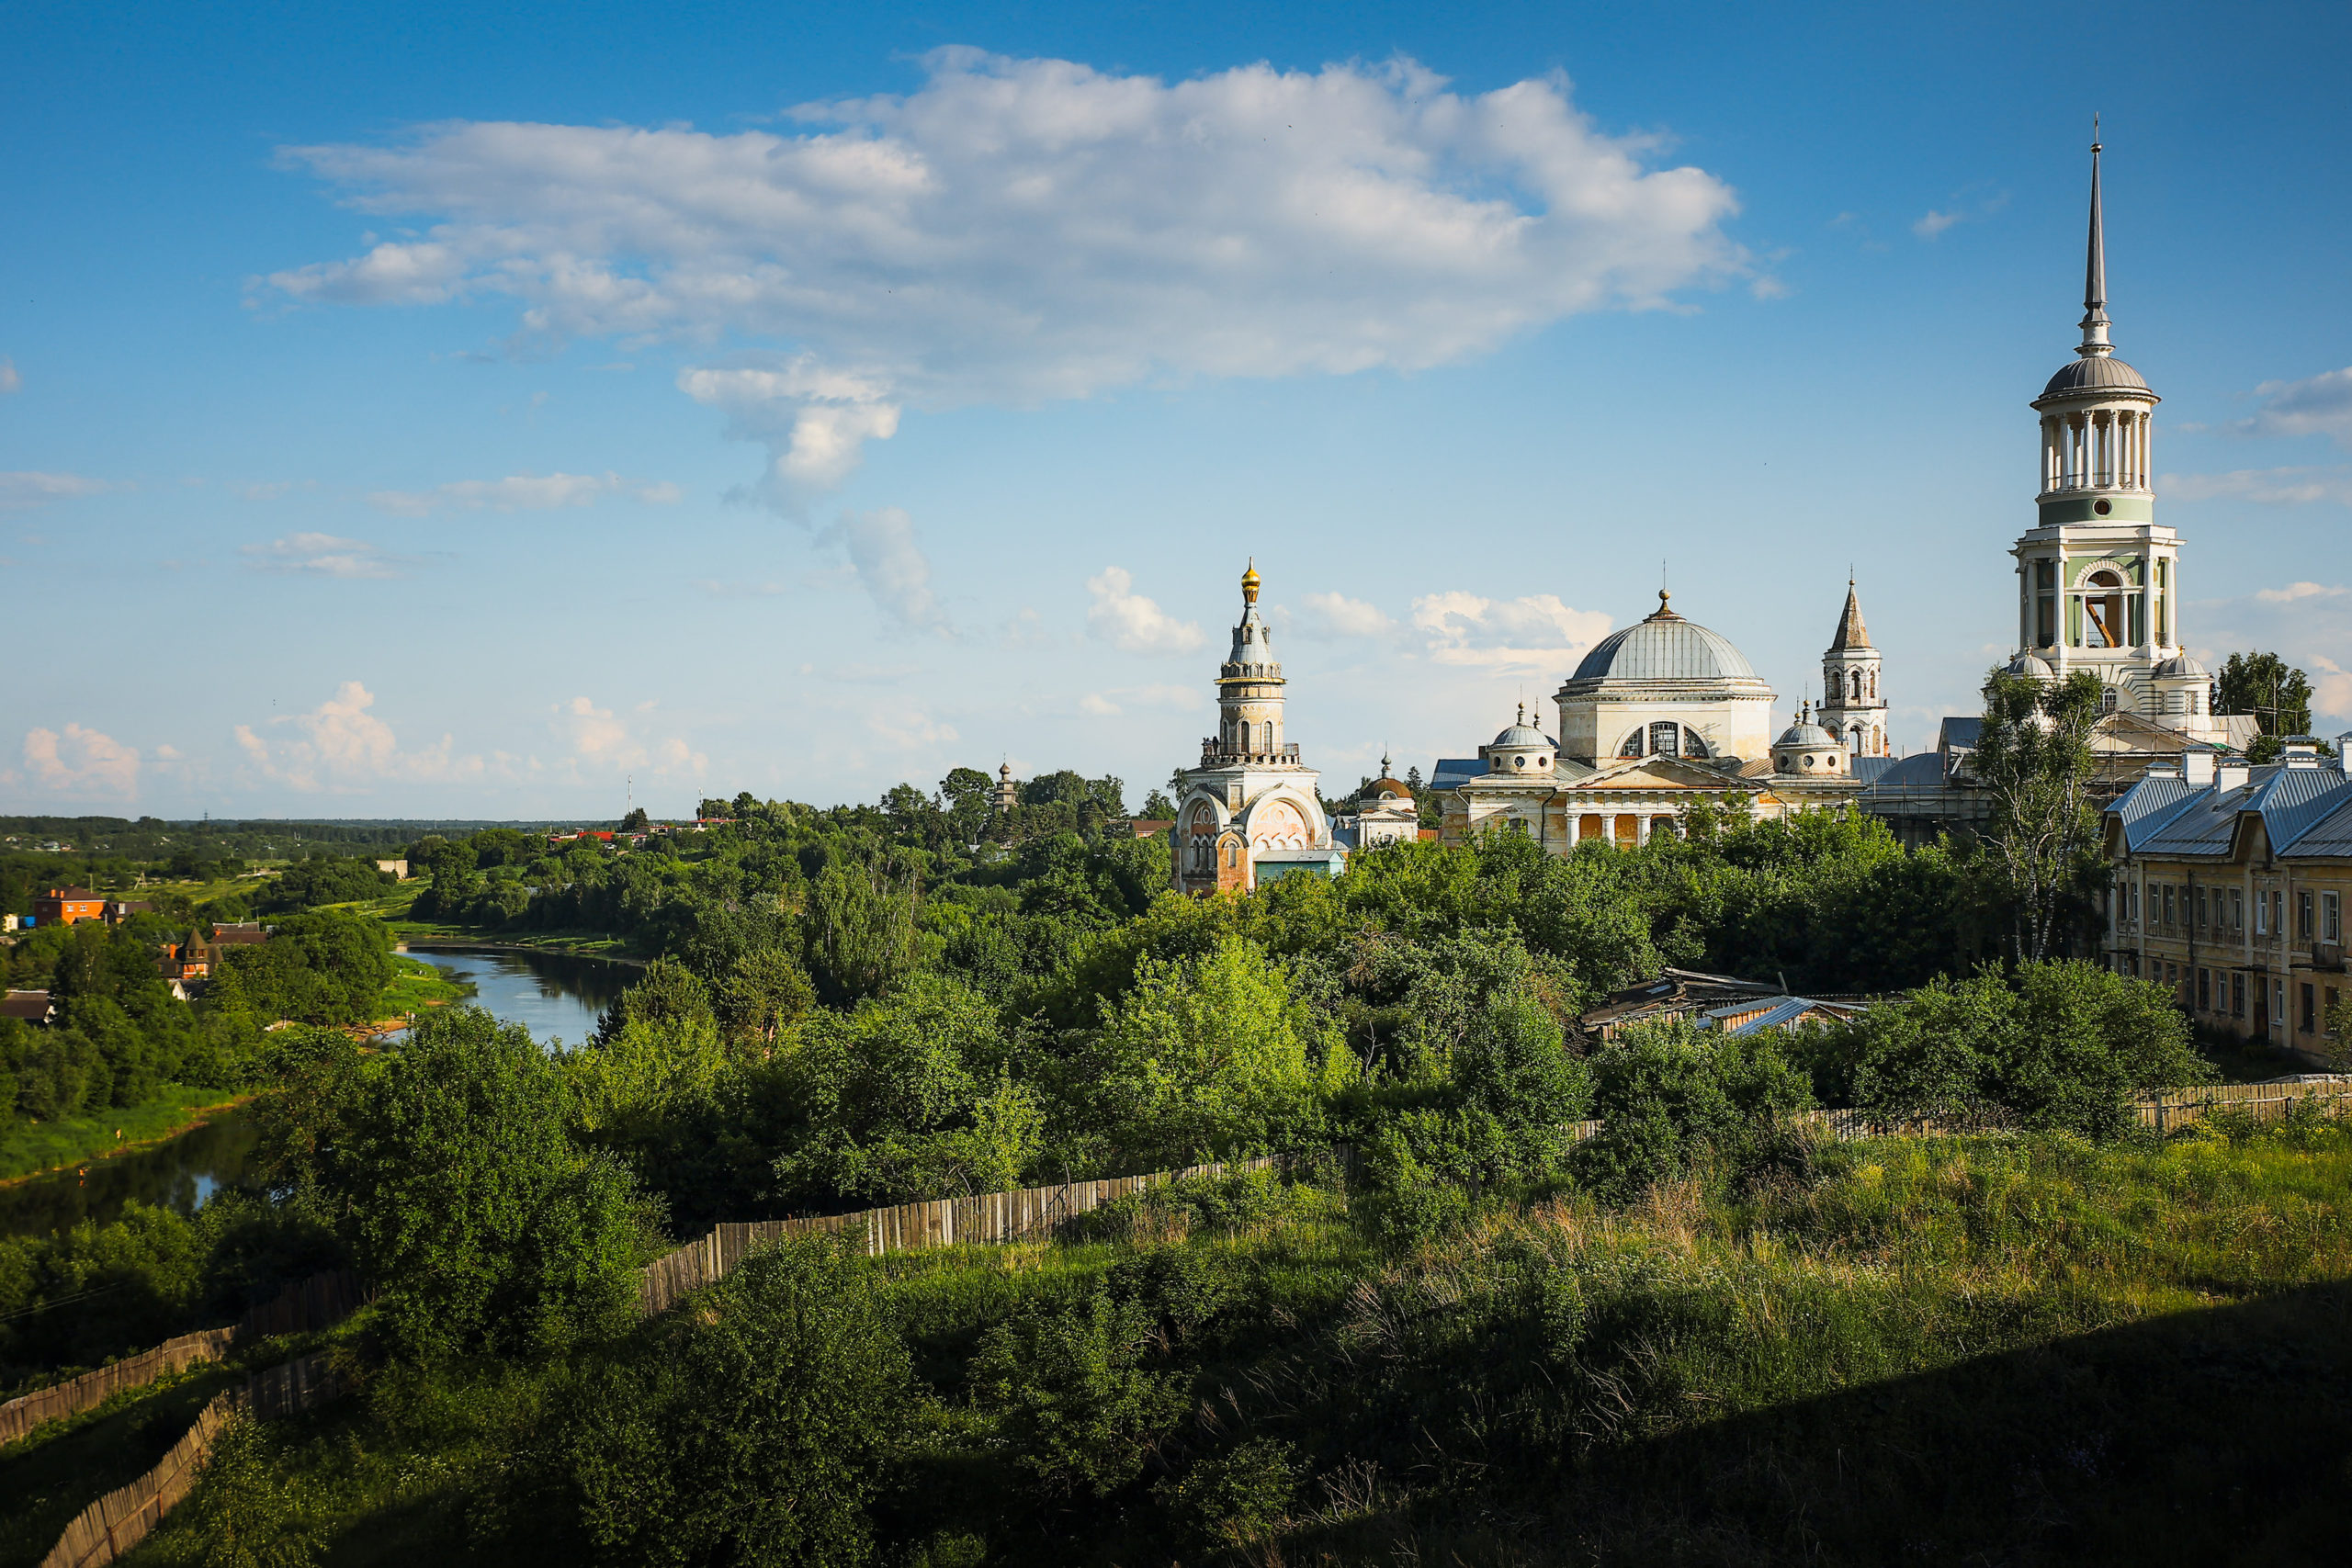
xmin=2104 ymin=742 xmax=2352 ymax=1064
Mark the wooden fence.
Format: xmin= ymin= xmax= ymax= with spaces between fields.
xmin=0 ymin=1270 xmax=366 ymax=1450
xmin=638 ymin=1156 xmax=1279 ymax=1315
xmin=2134 ymin=1077 xmax=2352 ymax=1133
xmin=37 ymin=1351 xmax=347 ymax=1568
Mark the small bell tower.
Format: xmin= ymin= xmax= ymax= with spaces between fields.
xmin=1816 ymin=578 xmax=1888 ymax=757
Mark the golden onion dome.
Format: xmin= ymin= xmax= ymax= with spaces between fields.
xmin=1240 ymin=558 xmax=1261 ymax=604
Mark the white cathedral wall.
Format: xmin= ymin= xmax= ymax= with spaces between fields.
xmin=1560 ymin=694 xmax=1777 ymax=766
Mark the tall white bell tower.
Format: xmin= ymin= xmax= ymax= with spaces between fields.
xmin=2009 ymin=130 xmax=2209 ymax=728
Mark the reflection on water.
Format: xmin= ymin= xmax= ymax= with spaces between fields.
xmin=391 ymin=947 xmax=636 ymax=1051
xmin=0 ymin=947 xmax=636 ymax=1238
xmin=0 ymin=1109 xmax=259 ymax=1237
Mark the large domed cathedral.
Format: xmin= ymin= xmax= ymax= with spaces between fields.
xmin=1437 ymin=588 xmax=1870 ymax=851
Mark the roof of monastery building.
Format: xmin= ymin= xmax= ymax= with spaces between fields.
xmin=1567 ymin=592 xmax=1758 ymax=684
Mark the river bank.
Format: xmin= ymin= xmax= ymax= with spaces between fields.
xmin=0 ymin=1089 xmax=253 ymax=1188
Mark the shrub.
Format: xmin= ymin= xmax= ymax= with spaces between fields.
xmin=1570 ymin=1021 xmax=1813 ymax=1205
xmin=562 ymin=1235 xmax=919 ymax=1567
xmin=1155 ymin=1437 xmax=1301 ymax=1554
xmin=969 ymin=1286 xmax=1186 ymax=1501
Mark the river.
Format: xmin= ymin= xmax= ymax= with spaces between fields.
xmin=0 ymin=946 xmax=636 ymax=1237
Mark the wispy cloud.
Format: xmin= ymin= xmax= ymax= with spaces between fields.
xmin=241 ymin=532 xmax=415 ymax=579
xmin=367 ymin=470 xmax=681 ymax=515
xmin=2199 ymin=367 xmax=2352 ymax=447
xmin=1912 ymin=189 xmax=2008 ymax=241
xmin=1086 ymin=567 xmax=1204 ymax=657
xmin=2256 ymin=581 xmax=2348 ymax=604
xmin=1412 ymin=591 xmax=1612 ymax=672
xmin=0 ymin=471 xmax=119 ymax=509
xmin=1293 ymin=591 xmax=1396 ymax=640
xmin=550 ymin=696 xmax=707 ymax=778
xmin=820 ymin=508 xmax=950 ymax=634
xmin=267 ymin=49 xmax=1744 ymax=513
xmin=1076 ymin=684 xmax=1202 ymax=717
xmin=2162 ymin=467 xmax=2352 ymax=505
xmin=0 ymin=359 xmax=19 ymax=395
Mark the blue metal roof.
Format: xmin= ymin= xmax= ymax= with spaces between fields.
xmin=1938 ymin=716 xmax=1983 ymax=750
xmin=1430 ymin=758 xmax=1488 ymax=791
xmin=2117 ymin=764 xmax=2352 ymax=859
xmin=2287 ymin=793 xmax=2352 ymax=856
xmin=1851 ymin=755 xmax=1898 ymax=785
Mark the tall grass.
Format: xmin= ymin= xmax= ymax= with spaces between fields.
xmin=106 ymin=1116 xmax=2352 ymax=1566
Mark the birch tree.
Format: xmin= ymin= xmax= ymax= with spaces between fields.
xmin=1971 ymin=667 xmax=2106 ymax=962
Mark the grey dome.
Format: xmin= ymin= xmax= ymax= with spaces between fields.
xmin=1775 ymin=720 xmax=1838 ymax=750
xmin=2041 ymin=355 xmax=2151 ymax=398
xmin=1571 ymin=599 xmax=1758 ymax=683
xmin=2005 ymin=651 xmax=2055 ymax=680
xmin=1492 ymin=722 xmax=1551 ymax=749
xmin=2154 ymin=653 xmax=2209 ymax=679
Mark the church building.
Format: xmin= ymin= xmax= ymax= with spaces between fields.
xmin=1170 ymin=563 xmax=1341 ymax=893
xmin=1437 ymin=588 xmax=1868 ymax=852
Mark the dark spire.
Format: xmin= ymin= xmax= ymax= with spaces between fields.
xmin=2078 ymin=119 xmax=2113 ymax=356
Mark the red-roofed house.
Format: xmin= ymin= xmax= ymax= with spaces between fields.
xmin=33 ymin=887 xmax=106 ymax=926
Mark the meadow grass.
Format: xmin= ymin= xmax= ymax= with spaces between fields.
xmin=103 ymin=1116 xmax=2352 ymax=1566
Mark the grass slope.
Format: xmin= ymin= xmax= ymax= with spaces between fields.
xmin=122 ymin=1117 xmax=2352 ymax=1566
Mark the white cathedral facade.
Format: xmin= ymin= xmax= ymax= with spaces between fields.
xmin=1154 ymin=136 xmax=2261 ymax=891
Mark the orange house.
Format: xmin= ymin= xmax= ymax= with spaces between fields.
xmin=32 ymin=887 xmax=107 ymax=926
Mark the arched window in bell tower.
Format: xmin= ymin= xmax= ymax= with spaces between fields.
xmin=2084 ymin=570 xmax=2126 ymax=649
xmin=1238 ymin=720 xmax=1250 ymax=754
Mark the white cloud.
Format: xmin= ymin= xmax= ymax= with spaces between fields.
xmin=2311 ymin=654 xmax=2352 ymax=724
xmin=367 ymin=470 xmax=680 ymax=514
xmin=1077 ymin=683 xmax=1202 ymax=716
xmin=2163 ymin=467 xmax=2352 ymax=505
xmin=1911 ymin=190 xmax=2006 ymax=242
xmin=1294 ymin=590 xmax=1396 ymax=639
xmin=2256 ymin=581 xmax=2348 ymax=604
xmin=0 ymin=471 xmax=116 ymax=509
xmin=242 ymin=532 xmax=411 ymax=579
xmin=680 ymin=358 xmax=901 ymax=516
xmin=268 ymin=49 xmax=1743 ymax=509
xmin=2214 ymin=367 xmax=2352 ymax=446
xmin=23 ymin=724 xmax=140 ymax=799
xmin=1086 ymin=567 xmax=1204 ymax=656
xmin=1411 ymin=590 xmax=1611 ymax=671
xmin=0 ymin=358 xmax=19 ymax=394
xmin=821 ymin=507 xmax=949 ymax=632
xmin=235 ymin=681 xmax=481 ymax=792
xmin=549 ymin=696 xmax=709 ymax=778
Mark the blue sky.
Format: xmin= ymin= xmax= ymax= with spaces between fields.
xmin=6 ymin=1 xmax=2350 ymax=819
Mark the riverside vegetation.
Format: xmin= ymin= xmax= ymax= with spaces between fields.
xmin=3 ymin=763 xmax=2340 ymax=1565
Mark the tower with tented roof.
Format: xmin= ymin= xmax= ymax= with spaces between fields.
xmin=1816 ymin=579 xmax=1888 ymax=757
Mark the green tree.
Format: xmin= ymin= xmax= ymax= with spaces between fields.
xmin=269 ymin=1006 xmax=647 ymax=1361
xmin=1081 ymin=934 xmax=1352 ymax=1168
xmin=803 ymin=862 xmax=918 ymax=1005
xmin=971 ymin=1287 xmax=1185 ymax=1501
xmin=2217 ymin=651 xmax=2315 ymax=761
xmin=1849 ymin=961 xmax=2205 ymax=1139
xmin=1972 ymin=667 xmax=2105 ymax=961
xmin=562 ymin=1235 xmax=919 ymax=1568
